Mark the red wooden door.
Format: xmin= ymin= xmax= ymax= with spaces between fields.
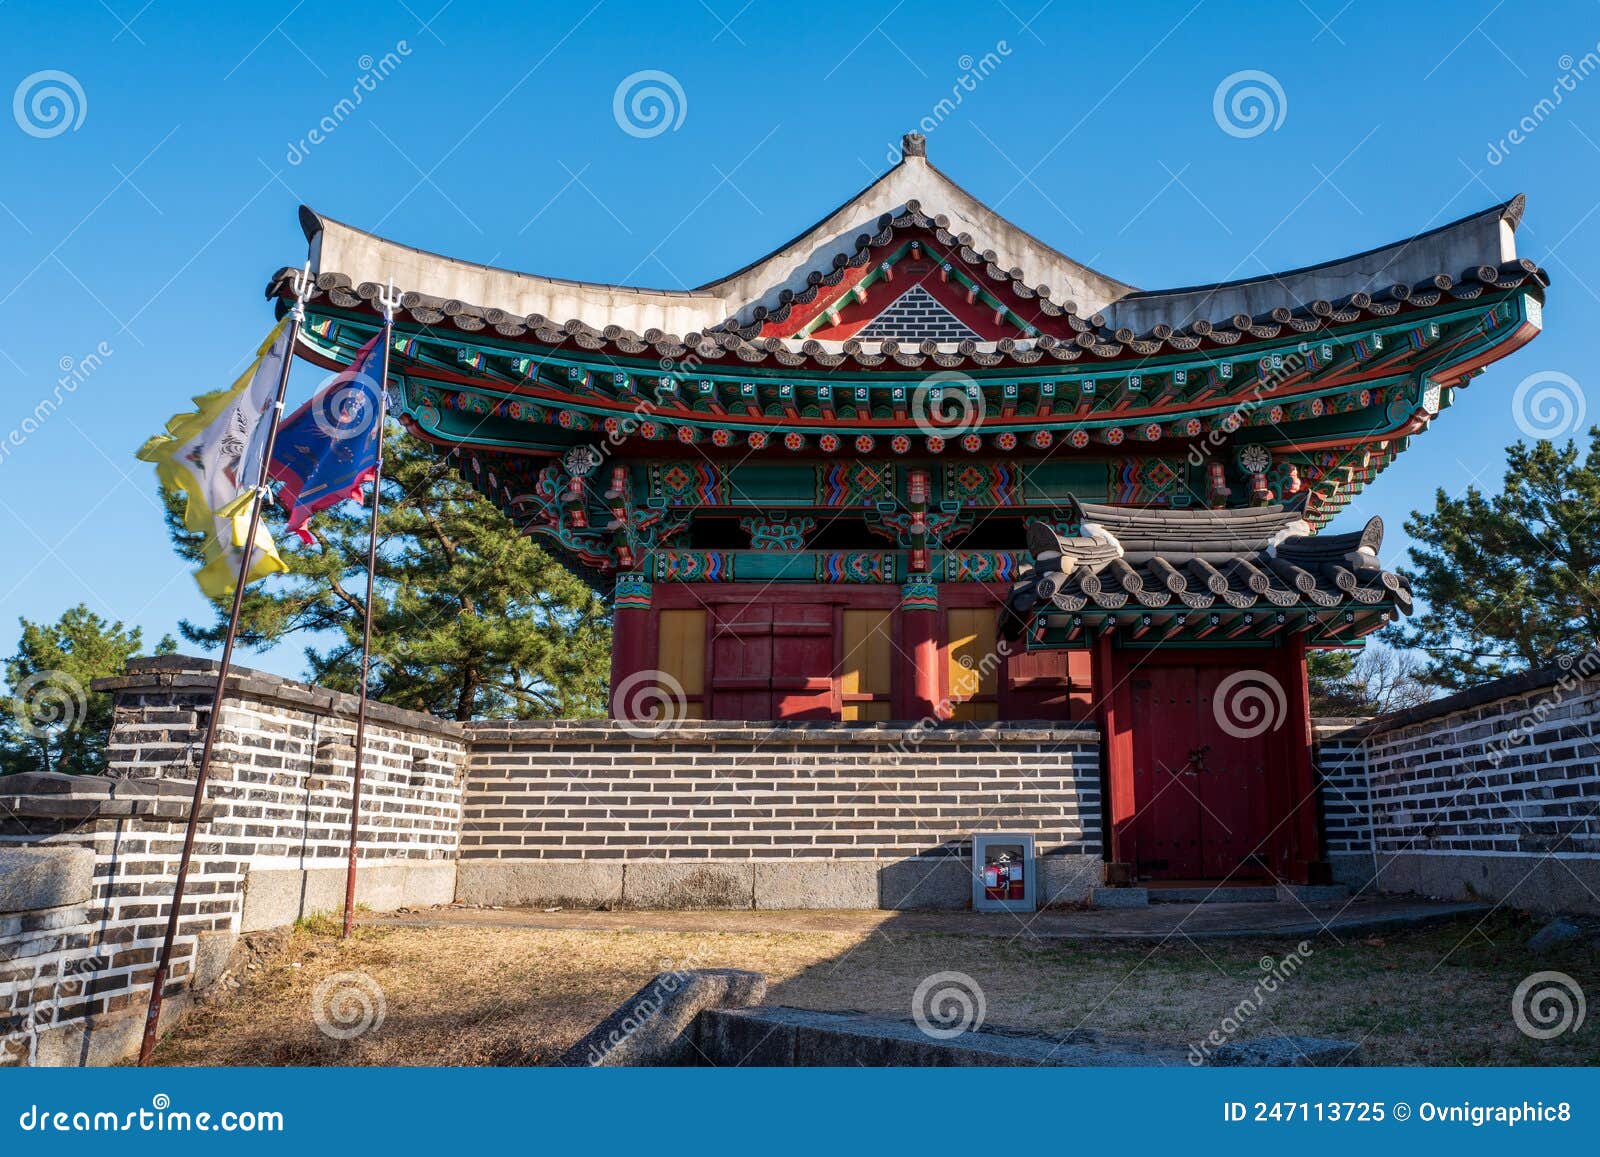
xmin=708 ymin=602 xmax=836 ymax=720
xmin=1196 ymin=669 xmax=1271 ymax=881
xmin=1127 ymin=663 xmax=1274 ymax=881
xmin=772 ymin=604 xmax=834 ymax=718
xmin=709 ymin=603 xmax=773 ymax=719
xmin=1128 ymin=668 xmax=1204 ymax=879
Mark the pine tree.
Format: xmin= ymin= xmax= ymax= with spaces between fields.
xmin=164 ymin=427 xmax=611 ymax=721
xmin=1 ymin=605 xmax=175 ymax=775
xmin=1306 ymin=649 xmax=1362 ymax=716
xmin=1389 ymin=428 xmax=1600 ymax=688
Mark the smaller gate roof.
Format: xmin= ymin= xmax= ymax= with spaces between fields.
xmin=1005 ymin=499 xmax=1409 ymax=647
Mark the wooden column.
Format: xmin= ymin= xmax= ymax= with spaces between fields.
xmin=1282 ymin=632 xmax=1325 ymax=883
xmin=1093 ymin=630 xmax=1131 ymax=884
xmin=899 ymin=576 xmax=941 ymax=720
xmin=609 ymin=575 xmax=653 ymax=719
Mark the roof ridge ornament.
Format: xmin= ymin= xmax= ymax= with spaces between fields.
xmin=1264 ymin=519 xmax=1313 ymax=557
xmin=901 ymin=131 xmax=926 ymax=158
xmin=1024 ymin=512 xmax=1124 ymax=579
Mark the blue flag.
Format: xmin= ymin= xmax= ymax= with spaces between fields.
xmin=269 ymin=334 xmax=384 ymax=544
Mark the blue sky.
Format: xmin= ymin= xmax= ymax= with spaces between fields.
xmin=0 ymin=1 xmax=1595 ymax=678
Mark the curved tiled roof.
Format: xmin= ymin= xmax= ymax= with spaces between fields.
xmin=1004 ymin=498 xmax=1410 ymax=629
xmin=271 ymin=135 xmax=1545 ymax=374
xmin=1103 ymin=196 xmax=1532 ymax=333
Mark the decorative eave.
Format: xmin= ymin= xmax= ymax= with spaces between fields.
xmin=289 ymin=290 xmax=1539 ymax=531
xmin=1002 ymin=500 xmax=1410 ymax=647
xmin=261 ymin=136 xmax=1551 ymax=578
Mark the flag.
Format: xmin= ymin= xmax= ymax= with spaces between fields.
xmin=269 ymin=333 xmax=385 ymax=545
xmin=138 ymin=320 xmax=292 ymax=598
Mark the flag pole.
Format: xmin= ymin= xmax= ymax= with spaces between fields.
xmin=341 ymin=281 xmax=398 ymax=939
xmin=138 ymin=264 xmax=315 ymax=1067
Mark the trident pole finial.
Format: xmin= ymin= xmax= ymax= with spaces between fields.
xmin=377 ymin=277 xmax=401 ymax=323
xmin=289 ymin=260 xmax=314 ymax=319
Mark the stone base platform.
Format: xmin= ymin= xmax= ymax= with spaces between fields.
xmin=455 ymin=854 xmax=1103 ymax=912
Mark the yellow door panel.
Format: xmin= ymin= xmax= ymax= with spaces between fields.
xmin=656 ymin=609 xmax=707 ymax=698
xmin=841 ymin=609 xmax=893 ymax=696
xmin=946 ymin=608 xmax=998 ymax=705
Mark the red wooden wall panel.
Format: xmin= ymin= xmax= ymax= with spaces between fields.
xmin=625 ymin=584 xmax=1089 ymax=724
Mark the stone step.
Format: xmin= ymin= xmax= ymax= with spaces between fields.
xmin=1275 ymin=883 xmax=1351 ymax=904
xmin=1091 ymin=886 xmax=1149 ymax=908
xmin=1092 ymin=882 xmax=1355 ymax=909
xmin=1148 ymin=885 xmax=1279 ymax=904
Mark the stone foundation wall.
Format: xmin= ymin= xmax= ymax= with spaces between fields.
xmin=458 ymin=720 xmax=1103 ymax=910
xmin=0 ymin=658 xmax=467 ymax=1066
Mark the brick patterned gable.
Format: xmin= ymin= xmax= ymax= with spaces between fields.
xmin=857 ymin=284 xmax=979 ymax=343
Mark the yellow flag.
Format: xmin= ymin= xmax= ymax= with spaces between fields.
xmin=138 ymin=321 xmax=293 ymax=598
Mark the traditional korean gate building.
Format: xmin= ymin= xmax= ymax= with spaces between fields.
xmin=271 ymin=133 xmax=1545 ymax=890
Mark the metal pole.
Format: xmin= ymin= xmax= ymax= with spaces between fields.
xmin=138 ymin=265 xmax=314 ymax=1066
xmin=341 ymin=283 xmax=398 ymax=939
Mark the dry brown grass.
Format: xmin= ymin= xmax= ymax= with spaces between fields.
xmin=152 ymin=911 xmax=1600 ymax=1067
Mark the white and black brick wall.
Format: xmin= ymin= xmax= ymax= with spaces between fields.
xmin=461 ymin=720 xmax=1101 ymax=860
xmin=1 ymin=658 xmax=465 ymax=1066
xmin=1312 ymin=665 xmax=1600 ymax=910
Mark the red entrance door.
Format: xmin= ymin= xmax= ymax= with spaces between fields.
xmin=1193 ymin=667 xmax=1272 ymax=880
xmin=708 ymin=603 xmax=834 ymax=719
xmin=1126 ymin=666 xmax=1272 ymax=881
